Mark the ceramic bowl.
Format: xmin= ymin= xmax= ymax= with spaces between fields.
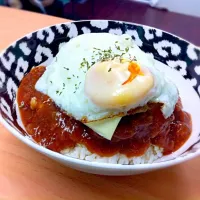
xmin=1 ymin=20 xmax=200 ymax=175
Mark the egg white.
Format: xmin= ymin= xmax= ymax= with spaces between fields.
xmin=35 ymin=33 xmax=178 ymax=122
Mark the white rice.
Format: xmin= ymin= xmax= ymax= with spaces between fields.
xmin=61 ymin=145 xmax=163 ymax=165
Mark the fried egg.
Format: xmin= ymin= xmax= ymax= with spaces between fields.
xmin=35 ymin=33 xmax=178 ymax=122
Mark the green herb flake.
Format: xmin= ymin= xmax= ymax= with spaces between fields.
xmin=108 ymin=68 xmax=112 ymax=72
xmin=93 ymin=47 xmax=101 ymax=51
xmin=132 ymin=56 xmax=137 ymax=61
xmin=120 ymin=52 xmax=125 ymax=58
xmin=115 ymin=44 xmax=120 ymax=50
xmin=80 ymin=58 xmax=90 ymax=70
xmin=125 ymin=47 xmax=129 ymax=52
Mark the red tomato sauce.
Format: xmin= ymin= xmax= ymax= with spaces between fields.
xmin=17 ymin=67 xmax=192 ymax=157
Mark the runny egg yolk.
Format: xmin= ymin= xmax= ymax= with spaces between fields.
xmin=84 ymin=59 xmax=154 ymax=108
xmin=122 ymin=60 xmax=144 ymax=85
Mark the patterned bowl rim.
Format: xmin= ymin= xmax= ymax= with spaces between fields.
xmin=1 ymin=19 xmax=200 ymax=169
xmin=1 ymin=19 xmax=199 ymax=55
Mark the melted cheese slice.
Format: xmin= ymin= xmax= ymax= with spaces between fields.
xmin=85 ymin=117 xmax=122 ymax=140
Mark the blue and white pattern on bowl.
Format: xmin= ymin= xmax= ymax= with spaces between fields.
xmin=0 ymin=20 xmax=200 ymax=175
